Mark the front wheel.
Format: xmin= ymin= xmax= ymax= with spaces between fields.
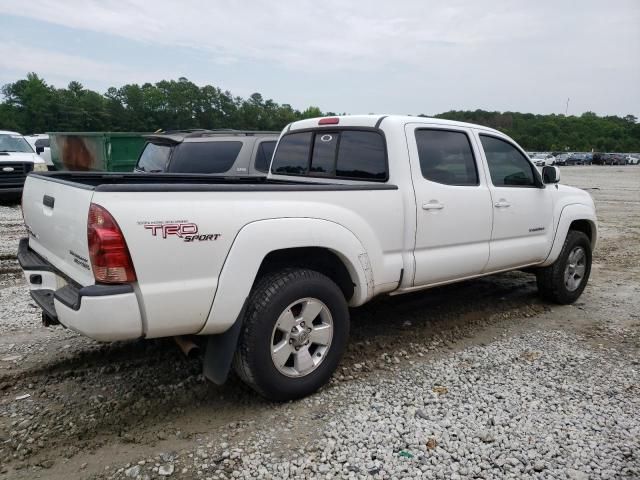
xmin=233 ymin=268 xmax=349 ymax=401
xmin=536 ymin=230 xmax=592 ymax=304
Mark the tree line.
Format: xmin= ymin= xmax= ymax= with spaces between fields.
xmin=1 ymin=73 xmax=638 ymax=152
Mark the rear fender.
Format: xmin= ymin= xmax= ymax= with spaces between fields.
xmin=198 ymin=217 xmax=370 ymax=336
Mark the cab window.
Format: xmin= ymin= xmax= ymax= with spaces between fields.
xmin=480 ymin=135 xmax=537 ymax=187
xmin=415 ymin=129 xmax=478 ymax=186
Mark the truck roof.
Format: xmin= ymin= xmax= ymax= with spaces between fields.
xmin=0 ymin=130 xmax=22 ymax=136
xmin=288 ymin=114 xmax=503 ymax=135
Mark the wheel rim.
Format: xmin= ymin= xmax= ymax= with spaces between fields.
xmin=270 ymin=297 xmax=334 ymax=378
xmin=564 ymin=246 xmax=587 ymax=292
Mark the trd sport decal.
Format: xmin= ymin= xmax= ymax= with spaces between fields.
xmin=139 ymin=221 xmax=220 ymax=242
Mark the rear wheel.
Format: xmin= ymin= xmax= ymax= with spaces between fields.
xmin=536 ymin=230 xmax=592 ymax=304
xmin=233 ymin=268 xmax=349 ymax=401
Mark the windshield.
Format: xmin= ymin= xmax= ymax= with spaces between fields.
xmin=136 ymin=142 xmax=172 ymax=172
xmin=0 ymin=134 xmax=34 ymax=153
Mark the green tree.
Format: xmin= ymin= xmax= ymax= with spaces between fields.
xmin=1 ymin=74 xmax=639 ymax=152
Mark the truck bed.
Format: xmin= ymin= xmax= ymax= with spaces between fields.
xmin=22 ymin=170 xmax=405 ymax=340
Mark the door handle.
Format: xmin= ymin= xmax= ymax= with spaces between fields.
xmin=422 ymin=201 xmax=444 ymax=210
xmin=494 ymin=200 xmax=511 ymax=208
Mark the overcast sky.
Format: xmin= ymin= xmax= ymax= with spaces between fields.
xmin=0 ymin=0 xmax=638 ymax=117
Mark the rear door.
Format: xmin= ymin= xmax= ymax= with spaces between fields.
xmin=406 ymin=124 xmax=493 ymax=286
xmin=476 ymin=133 xmax=555 ymax=270
xmin=22 ymin=175 xmax=95 ymax=286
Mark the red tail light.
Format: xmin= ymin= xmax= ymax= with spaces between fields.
xmin=87 ymin=203 xmax=136 ymax=283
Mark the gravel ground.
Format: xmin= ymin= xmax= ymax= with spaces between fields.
xmin=0 ymin=166 xmax=639 ymax=479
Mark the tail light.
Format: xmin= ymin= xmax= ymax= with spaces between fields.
xmin=87 ymin=203 xmax=136 ymax=283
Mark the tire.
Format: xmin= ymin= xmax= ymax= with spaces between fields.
xmin=233 ymin=268 xmax=349 ymax=401
xmin=536 ymin=230 xmax=592 ymax=304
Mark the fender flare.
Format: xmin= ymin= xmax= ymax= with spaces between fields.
xmin=198 ymin=217 xmax=371 ymax=336
xmin=540 ymin=203 xmax=597 ymax=267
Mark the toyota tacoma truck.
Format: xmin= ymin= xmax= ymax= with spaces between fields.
xmin=18 ymin=115 xmax=598 ymax=400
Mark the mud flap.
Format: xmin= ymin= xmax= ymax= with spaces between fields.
xmin=202 ymin=303 xmax=245 ymax=385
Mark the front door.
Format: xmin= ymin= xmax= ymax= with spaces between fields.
xmin=476 ymin=133 xmax=555 ymax=271
xmin=406 ymin=124 xmax=493 ymax=286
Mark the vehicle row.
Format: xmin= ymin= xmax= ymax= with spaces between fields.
xmin=528 ymin=151 xmax=639 ymax=166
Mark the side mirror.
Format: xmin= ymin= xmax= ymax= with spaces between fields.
xmin=542 ymin=165 xmax=560 ymax=184
xmin=36 ymin=146 xmax=44 ymax=154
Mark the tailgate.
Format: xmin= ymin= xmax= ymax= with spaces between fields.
xmin=21 ymin=175 xmax=95 ymax=286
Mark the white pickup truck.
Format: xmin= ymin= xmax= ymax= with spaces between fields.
xmin=18 ymin=115 xmax=597 ymax=400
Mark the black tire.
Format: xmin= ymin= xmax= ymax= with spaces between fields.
xmin=536 ymin=230 xmax=592 ymax=304
xmin=233 ymin=268 xmax=349 ymax=401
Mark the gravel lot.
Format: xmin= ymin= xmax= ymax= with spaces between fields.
xmin=1 ymin=166 xmax=638 ymax=479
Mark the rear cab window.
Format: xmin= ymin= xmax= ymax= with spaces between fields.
xmin=271 ymin=129 xmax=387 ymax=181
xmin=167 ymin=141 xmax=243 ymax=174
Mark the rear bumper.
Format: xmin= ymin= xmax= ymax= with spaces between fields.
xmin=17 ymin=238 xmax=143 ymax=341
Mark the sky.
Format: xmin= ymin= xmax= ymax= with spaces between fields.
xmin=0 ymin=0 xmax=638 ymax=117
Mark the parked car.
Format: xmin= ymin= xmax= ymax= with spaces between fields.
xmin=0 ymin=130 xmax=48 ymax=197
xmin=625 ymin=155 xmax=639 ymax=165
xmin=566 ymin=153 xmax=590 ymax=166
xmin=18 ymin=115 xmax=598 ymax=400
xmin=135 ymin=130 xmax=279 ymax=176
xmin=607 ymin=154 xmax=626 ymax=165
xmin=24 ymin=134 xmax=54 ymax=169
xmin=554 ymin=153 xmax=571 ymax=166
xmin=532 ymin=153 xmax=556 ymax=166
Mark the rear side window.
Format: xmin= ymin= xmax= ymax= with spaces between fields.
xmin=271 ymin=130 xmax=387 ymax=181
xmin=254 ymin=141 xmax=276 ymax=173
xmin=480 ymin=135 xmax=536 ymax=187
xmin=168 ymin=141 xmax=242 ymax=174
xmin=415 ymin=130 xmax=478 ymax=186
xmin=137 ymin=142 xmax=172 ymax=172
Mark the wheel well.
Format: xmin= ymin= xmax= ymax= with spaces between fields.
xmin=256 ymin=247 xmax=355 ymax=301
xmin=569 ymin=220 xmax=593 ymax=245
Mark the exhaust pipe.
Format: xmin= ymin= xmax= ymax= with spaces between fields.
xmin=173 ymin=335 xmax=200 ymax=358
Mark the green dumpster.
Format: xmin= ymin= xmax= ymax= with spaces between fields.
xmin=48 ymin=132 xmax=149 ymax=172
